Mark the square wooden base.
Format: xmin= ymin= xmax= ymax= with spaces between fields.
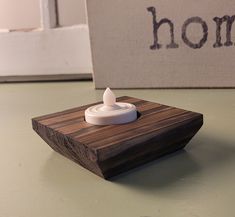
xmin=32 ymin=96 xmax=203 ymax=179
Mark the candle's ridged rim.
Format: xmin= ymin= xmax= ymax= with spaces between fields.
xmin=85 ymin=103 xmax=138 ymax=125
xmin=85 ymin=103 xmax=137 ymax=117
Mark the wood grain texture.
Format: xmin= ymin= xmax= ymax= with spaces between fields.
xmin=32 ymin=96 xmax=203 ymax=179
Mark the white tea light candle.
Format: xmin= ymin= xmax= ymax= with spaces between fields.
xmin=85 ymin=88 xmax=137 ymax=125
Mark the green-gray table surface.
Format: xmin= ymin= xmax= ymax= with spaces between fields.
xmin=1 ymin=81 xmax=235 ymax=217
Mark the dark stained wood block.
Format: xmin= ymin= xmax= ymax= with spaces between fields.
xmin=32 ymin=96 xmax=203 ymax=179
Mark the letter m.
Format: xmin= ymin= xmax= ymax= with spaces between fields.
xmin=213 ymin=15 xmax=235 ymax=47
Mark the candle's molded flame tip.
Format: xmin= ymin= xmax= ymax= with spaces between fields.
xmin=103 ymin=87 xmax=116 ymax=106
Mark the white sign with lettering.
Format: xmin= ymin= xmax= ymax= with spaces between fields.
xmin=87 ymin=0 xmax=235 ymax=88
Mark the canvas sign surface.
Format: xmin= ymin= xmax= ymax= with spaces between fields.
xmin=87 ymin=0 xmax=235 ymax=88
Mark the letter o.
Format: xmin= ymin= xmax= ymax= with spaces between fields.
xmin=182 ymin=17 xmax=208 ymax=49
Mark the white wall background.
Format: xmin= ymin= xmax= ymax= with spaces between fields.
xmin=0 ymin=0 xmax=87 ymax=30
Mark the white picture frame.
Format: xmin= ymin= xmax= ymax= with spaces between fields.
xmin=0 ymin=0 xmax=92 ymax=82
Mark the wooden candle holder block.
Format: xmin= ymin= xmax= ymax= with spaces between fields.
xmin=32 ymin=96 xmax=203 ymax=179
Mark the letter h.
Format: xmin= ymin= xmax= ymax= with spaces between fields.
xmin=147 ymin=7 xmax=179 ymax=50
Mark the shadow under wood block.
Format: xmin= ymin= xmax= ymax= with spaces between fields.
xmin=32 ymin=96 xmax=203 ymax=179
